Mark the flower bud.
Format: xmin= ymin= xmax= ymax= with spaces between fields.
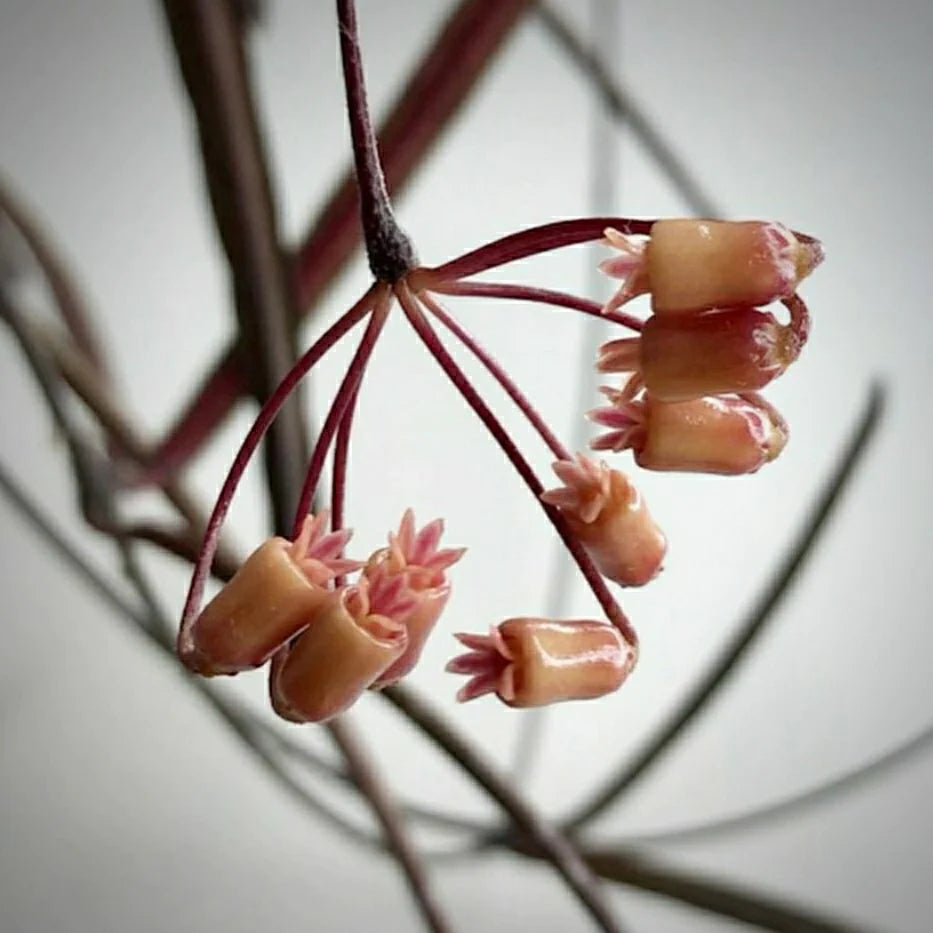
xmin=647 ymin=220 xmax=823 ymax=313
xmin=179 ymin=512 xmax=362 ymax=676
xmin=270 ymin=583 xmax=407 ymax=723
xmin=541 ymin=454 xmax=666 ymax=586
xmin=601 ymin=220 xmax=823 ymax=314
xmin=598 ymin=299 xmax=809 ymax=402
xmin=590 ymin=390 xmax=788 ymax=474
xmin=365 ymin=510 xmax=465 ymax=688
xmin=446 ymin=618 xmax=636 ymax=707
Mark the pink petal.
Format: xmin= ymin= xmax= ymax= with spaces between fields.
xmin=425 ymin=547 xmax=466 ymax=572
xmin=328 ymin=558 xmax=364 ymax=576
xmin=455 ymin=671 xmax=500 ymax=703
xmin=393 ymin=508 xmax=416 ymax=556
xmin=445 ymin=652 xmax=490 ymax=675
xmin=311 ymin=527 xmax=354 ymax=561
xmin=539 ymin=487 xmax=580 ymax=510
xmin=589 ymin=430 xmax=628 ymax=452
xmin=454 ymin=631 xmax=495 ymax=652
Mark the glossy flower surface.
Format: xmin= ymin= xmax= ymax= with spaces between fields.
xmin=598 ymin=302 xmax=808 ymax=402
xmin=541 ymin=454 xmax=666 ymax=586
xmin=447 ymin=617 xmax=635 ymax=707
xmin=179 ymin=512 xmax=360 ymax=676
xmin=270 ymin=577 xmax=410 ymax=723
xmin=590 ymin=389 xmax=788 ymax=474
xmin=602 ymin=219 xmax=823 ymax=314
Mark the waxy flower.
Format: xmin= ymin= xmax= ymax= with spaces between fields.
xmin=178 ymin=511 xmax=361 ymax=676
xmin=602 ymin=220 xmax=823 ymax=314
xmin=541 ymin=454 xmax=666 ymax=586
xmin=590 ymin=388 xmax=789 ymax=475
xmin=597 ymin=299 xmax=809 ymax=402
xmin=176 ymin=207 xmax=820 ymax=719
xmin=447 ymin=618 xmax=636 ymax=707
xmin=269 ymin=571 xmax=413 ymax=723
xmin=365 ymin=509 xmax=465 ymax=688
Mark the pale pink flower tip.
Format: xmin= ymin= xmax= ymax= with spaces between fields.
xmin=541 ymin=454 xmax=613 ymax=525
xmin=541 ymin=454 xmax=666 ymax=587
xmin=364 ymin=509 xmax=465 ymax=689
xmin=288 ymin=509 xmax=364 ymax=585
xmin=600 ymin=227 xmax=650 ymax=313
xmin=387 ymin=507 xmax=466 ymax=587
xmin=446 ymin=627 xmax=515 ymax=703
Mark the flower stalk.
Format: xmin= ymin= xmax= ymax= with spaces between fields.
xmin=336 ymin=0 xmax=416 ymax=281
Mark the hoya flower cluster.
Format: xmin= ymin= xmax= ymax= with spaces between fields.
xmin=180 ymin=509 xmax=462 ymax=722
xmin=591 ymin=220 xmax=821 ymax=473
xmin=178 ymin=216 xmax=822 ymax=719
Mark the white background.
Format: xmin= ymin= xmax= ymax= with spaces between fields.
xmin=1 ymin=1 xmax=931 ymax=930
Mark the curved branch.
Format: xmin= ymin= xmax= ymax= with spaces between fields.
xmin=381 ymin=685 xmax=623 ymax=933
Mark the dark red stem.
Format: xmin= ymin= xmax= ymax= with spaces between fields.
xmin=337 ymin=0 xmax=416 ymax=281
xmin=425 ymin=217 xmax=656 ymax=283
xmin=331 ymin=385 xmax=359 ymax=535
xmin=177 ymin=285 xmax=379 ymax=641
xmin=396 ymin=283 xmax=635 ymax=644
xmin=419 ymin=291 xmax=570 ymax=460
xmin=428 ymin=279 xmax=643 ymax=331
xmin=292 ymin=291 xmax=392 ymax=534
xmin=329 ymin=382 xmax=360 ymax=590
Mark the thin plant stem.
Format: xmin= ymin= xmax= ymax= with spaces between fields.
xmin=327 ymin=717 xmax=451 ymax=933
xmin=0 ymin=179 xmax=110 ymax=382
xmin=425 ymin=217 xmax=654 ymax=284
xmin=292 ymin=292 xmax=391 ymax=534
xmin=382 ymin=685 xmax=623 ymax=933
xmin=564 ymin=383 xmax=886 ymax=831
xmin=331 ymin=384 xmax=359 ymax=536
xmin=580 ymin=848 xmax=865 ymax=933
xmin=420 ymin=292 xmax=570 ymax=460
xmin=397 ymin=282 xmax=636 ymax=644
xmin=336 ymin=0 xmax=415 ymax=281
xmin=178 ymin=287 xmax=378 ymax=638
xmin=427 ymin=279 xmax=642 ymax=331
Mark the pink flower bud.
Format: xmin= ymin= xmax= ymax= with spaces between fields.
xmin=446 ymin=618 xmax=636 ymax=707
xmin=590 ymin=390 xmax=788 ymax=474
xmin=179 ymin=512 xmax=362 ymax=676
xmin=597 ymin=298 xmax=809 ymax=401
xmin=540 ymin=454 xmax=666 ymax=586
xmin=601 ymin=220 xmax=823 ymax=314
xmin=366 ymin=509 xmax=465 ymax=688
xmin=269 ymin=580 xmax=408 ymax=723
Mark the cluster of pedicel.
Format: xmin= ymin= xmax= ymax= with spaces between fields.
xmin=177 ymin=216 xmax=822 ymax=721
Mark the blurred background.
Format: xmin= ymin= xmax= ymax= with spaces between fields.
xmin=1 ymin=1 xmax=931 ymax=930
